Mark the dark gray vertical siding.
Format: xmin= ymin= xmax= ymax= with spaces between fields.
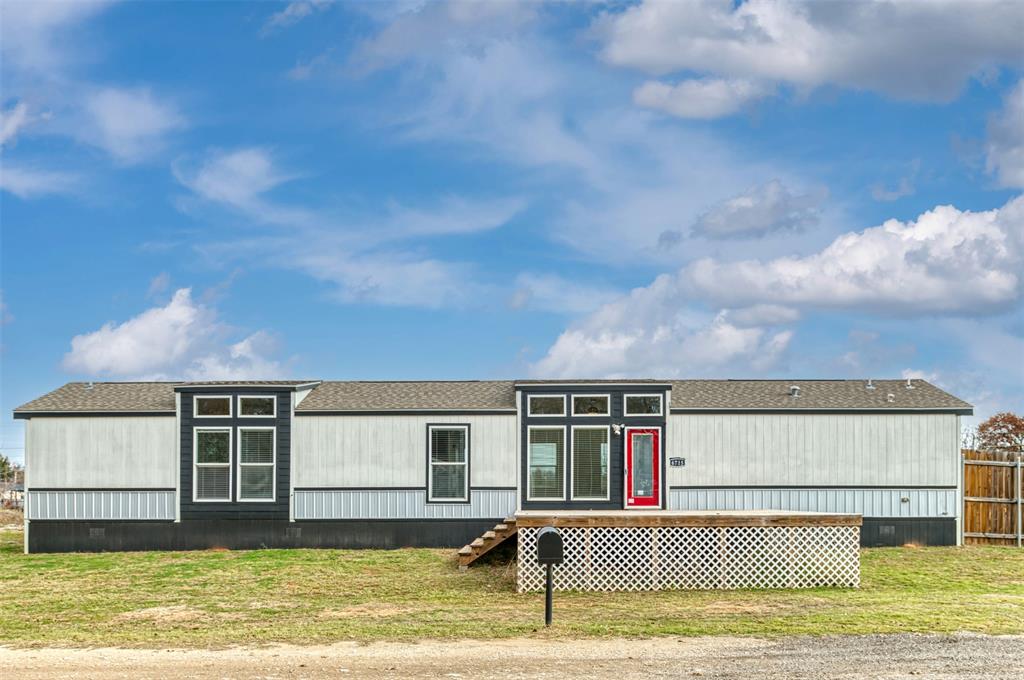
xmin=179 ymin=389 xmax=291 ymax=521
xmin=519 ymin=385 xmax=668 ymax=511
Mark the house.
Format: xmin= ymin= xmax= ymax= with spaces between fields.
xmin=13 ymin=378 xmax=971 ymax=554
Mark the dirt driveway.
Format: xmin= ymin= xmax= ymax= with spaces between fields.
xmin=2 ymin=634 xmax=1023 ymax=679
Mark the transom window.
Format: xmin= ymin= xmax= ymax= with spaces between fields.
xmin=624 ymin=394 xmax=663 ymax=416
xmin=528 ymin=395 xmax=565 ymax=416
xmin=195 ymin=395 xmax=231 ymax=417
xmin=428 ymin=425 xmax=469 ymax=502
xmin=572 ymin=426 xmax=609 ymax=500
xmin=528 ymin=426 xmax=565 ymax=500
xmin=194 ymin=428 xmax=231 ymax=501
xmin=239 ymin=395 xmax=276 ymax=417
xmin=238 ymin=427 xmax=275 ymax=502
xmin=572 ymin=394 xmax=609 ymax=416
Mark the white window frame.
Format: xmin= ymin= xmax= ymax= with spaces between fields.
xmin=427 ymin=425 xmax=469 ymax=503
xmin=193 ymin=427 xmax=232 ymax=503
xmin=527 ymin=394 xmax=566 ymax=417
xmin=623 ymin=393 xmax=664 ymax=417
xmin=194 ymin=394 xmax=232 ymax=419
xmin=237 ymin=426 xmax=277 ymax=503
xmin=570 ymin=425 xmax=611 ymax=501
xmin=239 ymin=395 xmax=277 ymax=418
xmin=526 ymin=425 xmax=566 ymax=501
xmin=571 ymin=393 xmax=610 ymax=417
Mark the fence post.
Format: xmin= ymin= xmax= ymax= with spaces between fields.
xmin=1017 ymin=455 xmax=1022 ymax=549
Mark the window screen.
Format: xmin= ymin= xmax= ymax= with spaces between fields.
xmin=239 ymin=429 xmax=275 ymax=501
xmin=528 ymin=427 xmax=565 ymax=499
xmin=240 ymin=396 xmax=275 ymax=417
xmin=195 ymin=396 xmax=230 ymax=417
xmin=528 ymin=395 xmax=565 ymax=416
xmin=429 ymin=426 xmax=468 ymax=501
xmin=194 ymin=429 xmax=230 ymax=501
xmin=572 ymin=395 xmax=609 ymax=415
xmin=572 ymin=427 xmax=609 ymax=499
xmin=625 ymin=395 xmax=662 ymax=415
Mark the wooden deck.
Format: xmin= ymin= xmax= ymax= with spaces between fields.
xmin=514 ymin=510 xmax=862 ymax=528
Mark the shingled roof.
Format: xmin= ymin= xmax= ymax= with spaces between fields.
xmin=14 ymin=378 xmax=972 ymax=415
xmin=669 ymin=379 xmax=972 ymax=411
xmin=295 ymin=381 xmax=517 ymax=412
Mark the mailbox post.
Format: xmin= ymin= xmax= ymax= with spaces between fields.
xmin=536 ymin=526 xmax=563 ymax=627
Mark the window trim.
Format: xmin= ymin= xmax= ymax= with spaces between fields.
xmin=527 ymin=394 xmax=566 ymax=418
xmin=526 ymin=425 xmax=567 ymax=501
xmin=426 ymin=424 xmax=470 ymax=503
xmin=237 ymin=426 xmax=277 ymax=503
xmin=193 ymin=394 xmax=232 ymax=419
xmin=571 ymin=393 xmax=610 ymax=417
xmin=623 ymin=393 xmax=664 ymax=417
xmin=570 ymin=424 xmax=611 ymax=501
xmin=192 ymin=427 xmax=232 ymax=503
xmin=238 ymin=395 xmax=277 ymax=418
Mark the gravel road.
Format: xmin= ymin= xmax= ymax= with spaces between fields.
xmin=2 ymin=634 xmax=1022 ymax=679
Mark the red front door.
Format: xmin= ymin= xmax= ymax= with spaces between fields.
xmin=625 ymin=428 xmax=660 ymax=508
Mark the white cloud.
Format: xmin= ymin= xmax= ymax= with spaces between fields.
xmin=262 ymin=1 xmax=332 ymax=35
xmin=62 ymin=288 xmax=287 ymax=380
xmin=531 ymin=274 xmax=794 ymax=378
xmin=985 ymin=79 xmax=1024 ymax=189
xmin=683 ymin=195 xmax=1024 ymax=315
xmin=686 ymin=179 xmax=826 ymax=240
xmin=633 ymin=78 xmax=772 ymax=119
xmin=0 ymin=0 xmax=111 ymax=76
xmin=176 ymin=147 xmax=524 ymax=308
xmin=81 ymin=87 xmax=185 ymax=163
xmin=0 ymin=165 xmax=78 ymax=198
xmin=509 ymin=273 xmax=620 ymax=315
xmin=0 ymin=102 xmax=31 ymax=146
xmin=597 ymin=0 xmax=1024 ymax=102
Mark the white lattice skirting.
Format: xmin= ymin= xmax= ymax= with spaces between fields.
xmin=517 ymin=525 xmax=860 ymax=592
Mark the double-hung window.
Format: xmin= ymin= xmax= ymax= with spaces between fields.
xmin=572 ymin=426 xmax=610 ymax=500
xmin=194 ymin=428 xmax=231 ymax=502
xmin=428 ymin=425 xmax=469 ymax=502
xmin=528 ymin=426 xmax=565 ymax=500
xmin=238 ymin=427 xmax=275 ymax=502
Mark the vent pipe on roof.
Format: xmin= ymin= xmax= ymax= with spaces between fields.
xmin=866 ymin=379 xmax=875 ymax=390
xmin=905 ymin=378 xmax=914 ymax=389
xmin=86 ymin=381 xmax=94 ymax=390
xmin=789 ymin=385 xmax=800 ymax=397
xmin=886 ymin=393 xmax=895 ymax=403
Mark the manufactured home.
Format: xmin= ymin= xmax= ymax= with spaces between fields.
xmin=14 ymin=378 xmax=971 ymax=554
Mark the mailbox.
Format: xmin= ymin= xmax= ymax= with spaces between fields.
xmin=537 ymin=526 xmax=564 ymax=565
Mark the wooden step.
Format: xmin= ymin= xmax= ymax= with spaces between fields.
xmin=482 ymin=531 xmax=496 ymax=540
xmin=457 ymin=545 xmax=472 ymax=556
xmin=459 ymin=522 xmax=520 ymax=568
xmin=494 ymin=524 xmax=509 ymax=532
xmin=470 ymin=538 xmax=485 ymax=548
xmin=504 ymin=517 xmax=516 ymax=525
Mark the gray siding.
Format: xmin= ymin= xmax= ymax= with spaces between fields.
xmin=669 ymin=488 xmax=957 ymax=518
xmin=26 ymin=417 xmax=176 ymax=489
xmin=667 ymin=413 xmax=959 ymax=487
xmin=292 ymin=414 xmax=517 ymax=488
xmin=293 ymin=489 xmax=515 ymax=520
xmin=28 ymin=490 xmax=175 ymax=520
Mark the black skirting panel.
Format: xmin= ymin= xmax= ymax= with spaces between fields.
xmin=27 ymin=519 xmax=499 ymax=553
xmin=861 ymin=518 xmax=956 ymax=547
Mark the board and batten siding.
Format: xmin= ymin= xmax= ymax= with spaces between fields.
xmin=292 ymin=414 xmax=517 ymax=489
xmin=25 ymin=416 xmax=177 ymax=521
xmin=27 ymin=417 xmax=176 ymax=488
xmin=666 ymin=413 xmax=959 ymax=488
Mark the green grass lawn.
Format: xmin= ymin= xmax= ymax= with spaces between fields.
xmin=1 ymin=530 xmax=1022 ymax=647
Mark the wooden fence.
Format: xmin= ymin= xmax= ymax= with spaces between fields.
xmin=962 ymin=449 xmax=1023 ymax=546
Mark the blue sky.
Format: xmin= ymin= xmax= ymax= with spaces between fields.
xmin=2 ymin=0 xmax=1023 ymax=463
